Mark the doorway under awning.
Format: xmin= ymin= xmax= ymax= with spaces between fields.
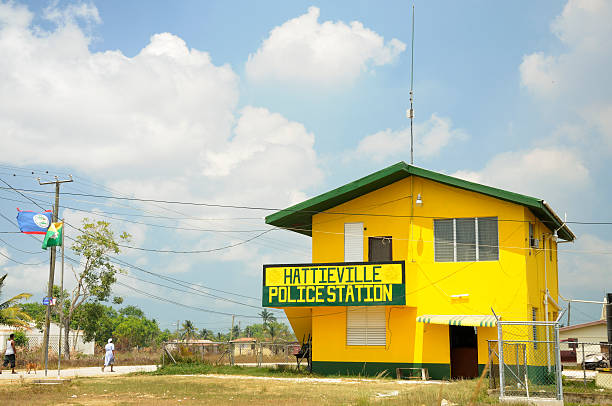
xmin=416 ymin=314 xmax=497 ymax=328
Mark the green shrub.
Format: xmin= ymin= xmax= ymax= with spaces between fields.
xmin=13 ymin=331 xmax=28 ymax=347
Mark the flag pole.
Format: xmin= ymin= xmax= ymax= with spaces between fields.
xmin=58 ymin=218 xmax=65 ymax=376
xmin=38 ymin=176 xmax=72 ymax=377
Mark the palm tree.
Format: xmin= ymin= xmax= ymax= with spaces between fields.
xmin=181 ymin=320 xmax=196 ymax=340
xmin=199 ymin=328 xmax=213 ymax=340
xmin=267 ymin=322 xmax=278 ymax=342
xmin=0 ymin=274 xmax=32 ymax=327
xmin=259 ymin=309 xmax=277 ymax=328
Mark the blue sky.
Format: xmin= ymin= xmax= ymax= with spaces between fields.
xmin=0 ymin=0 xmax=610 ymax=332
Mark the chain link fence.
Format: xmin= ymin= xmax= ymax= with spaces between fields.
xmin=488 ymin=320 xmax=563 ymax=401
xmin=560 ymin=341 xmax=612 ymax=394
xmin=162 ymin=341 xmax=302 ymax=369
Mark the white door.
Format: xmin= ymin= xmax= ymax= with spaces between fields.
xmin=344 ymin=222 xmax=364 ymax=262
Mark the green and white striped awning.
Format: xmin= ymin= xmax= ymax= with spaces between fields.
xmin=416 ymin=314 xmax=497 ymax=328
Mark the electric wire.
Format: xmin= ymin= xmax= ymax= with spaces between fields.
xmin=6 ymin=184 xmax=612 ymax=228
xmin=0 ymin=236 xmax=45 ymax=255
xmin=114 ymin=281 xmax=261 ymax=319
xmin=116 ymin=272 xmax=273 ymax=311
xmin=0 ymin=249 xmax=48 ymax=266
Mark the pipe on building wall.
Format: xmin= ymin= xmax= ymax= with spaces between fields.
xmin=543 ymin=235 xmax=551 ymax=372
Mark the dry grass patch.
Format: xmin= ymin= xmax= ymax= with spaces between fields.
xmin=0 ymin=374 xmax=508 ymax=405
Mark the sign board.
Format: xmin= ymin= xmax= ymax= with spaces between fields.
xmin=42 ymin=297 xmax=56 ymax=306
xmin=262 ymin=261 xmax=405 ymax=307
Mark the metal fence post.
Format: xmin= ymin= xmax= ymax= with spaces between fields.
xmin=523 ymin=343 xmax=529 ymax=399
xmin=581 ymin=342 xmax=586 ymax=387
xmin=553 ymin=323 xmax=563 ymax=401
xmin=497 ymin=321 xmax=505 ymax=398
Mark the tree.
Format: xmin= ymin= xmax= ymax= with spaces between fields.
xmin=62 ymin=219 xmax=130 ymax=357
xmin=199 ymin=328 xmax=214 ymax=340
xmin=259 ymin=309 xmax=277 ymax=329
xmin=0 ymin=274 xmax=32 ymax=327
xmin=230 ymin=324 xmax=240 ymax=339
xmin=181 ymin=320 xmax=196 ymax=340
xmin=71 ymin=302 xmax=118 ymax=347
xmin=265 ymin=321 xmax=293 ymax=342
xmin=119 ymin=305 xmax=145 ymax=318
xmin=114 ymin=316 xmax=159 ymax=348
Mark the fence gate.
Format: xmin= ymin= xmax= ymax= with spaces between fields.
xmin=491 ymin=318 xmax=563 ymax=402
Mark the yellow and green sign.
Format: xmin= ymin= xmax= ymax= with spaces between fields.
xmin=262 ymin=261 xmax=405 ymax=307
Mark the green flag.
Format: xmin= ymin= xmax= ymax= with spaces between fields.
xmin=42 ymin=222 xmax=63 ymax=250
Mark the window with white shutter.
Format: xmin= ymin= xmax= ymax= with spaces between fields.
xmin=434 ymin=217 xmax=499 ymax=262
xmin=346 ymin=306 xmax=386 ymax=346
xmin=344 ymin=223 xmax=364 ymax=262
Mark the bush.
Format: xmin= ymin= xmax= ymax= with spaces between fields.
xmin=13 ymin=331 xmax=28 ymax=347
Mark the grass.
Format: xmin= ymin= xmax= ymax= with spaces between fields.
xmin=147 ymin=363 xmax=311 ymax=377
xmin=0 ymin=373 xmax=510 ymax=405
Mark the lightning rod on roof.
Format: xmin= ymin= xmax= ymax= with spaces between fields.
xmin=407 ymin=2 xmax=415 ymax=165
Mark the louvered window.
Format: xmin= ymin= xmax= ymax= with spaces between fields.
xmin=346 ymin=306 xmax=386 ymax=346
xmin=434 ymin=217 xmax=499 ymax=262
xmin=344 ymin=223 xmax=364 ymax=262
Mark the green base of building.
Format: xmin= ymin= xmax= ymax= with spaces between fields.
xmin=312 ymin=361 xmax=555 ymax=383
xmin=312 ymin=361 xmax=473 ymax=380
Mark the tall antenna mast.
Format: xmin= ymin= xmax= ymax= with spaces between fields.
xmin=408 ymin=3 xmax=415 ymax=165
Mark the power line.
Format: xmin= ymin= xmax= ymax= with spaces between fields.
xmin=0 ymin=249 xmax=47 ymax=266
xmin=0 ymin=204 xmax=267 ymax=303
xmin=0 ymin=236 xmax=45 ymax=255
xmin=116 ymin=272 xmax=275 ymax=312
xmin=3 ymin=185 xmax=610 ymax=226
xmin=114 ymin=281 xmax=261 ymax=319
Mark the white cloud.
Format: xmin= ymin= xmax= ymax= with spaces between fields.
xmin=559 ymin=233 xmax=612 ymax=304
xmin=0 ymin=2 xmax=325 ymax=302
xmin=0 ymin=247 xmax=8 ymax=267
xmin=520 ymin=0 xmax=612 ymax=147
xmin=452 ymin=147 xmax=589 ymax=205
xmin=245 ymin=6 xmax=405 ymax=86
xmin=0 ymin=6 xmax=239 ymax=175
xmin=347 ymin=114 xmax=467 ymax=163
xmin=43 ymin=1 xmax=101 ymax=27
xmin=0 ymin=1 xmax=323 ymax=208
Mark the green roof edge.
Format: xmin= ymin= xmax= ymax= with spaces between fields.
xmin=265 ymin=162 xmax=575 ymax=241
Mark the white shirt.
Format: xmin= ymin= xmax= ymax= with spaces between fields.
xmin=5 ymin=340 xmax=14 ymax=355
xmin=105 ymin=342 xmax=114 ymax=354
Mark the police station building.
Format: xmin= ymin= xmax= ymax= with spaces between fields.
xmin=262 ymin=162 xmax=574 ymax=379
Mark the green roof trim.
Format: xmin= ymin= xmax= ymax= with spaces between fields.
xmin=265 ymin=162 xmax=575 ymax=241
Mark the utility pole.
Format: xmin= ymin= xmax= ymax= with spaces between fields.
xmin=38 ymin=176 xmax=73 ymax=377
xmin=176 ymin=320 xmax=180 ymax=341
xmin=230 ymin=315 xmax=235 ymax=341
xmin=57 ymin=217 xmax=65 ymax=376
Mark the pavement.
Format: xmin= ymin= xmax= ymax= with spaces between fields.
xmin=0 ymin=365 xmax=157 ymax=382
xmin=562 ymin=369 xmax=597 ymax=379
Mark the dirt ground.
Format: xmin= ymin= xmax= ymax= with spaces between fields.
xmin=0 ymin=373 xmax=504 ymax=406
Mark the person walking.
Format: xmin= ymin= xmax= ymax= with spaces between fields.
xmin=0 ymin=333 xmax=17 ymax=374
xmin=102 ymin=338 xmax=115 ymax=372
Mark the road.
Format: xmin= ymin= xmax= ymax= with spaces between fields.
xmin=0 ymin=365 xmax=157 ymax=382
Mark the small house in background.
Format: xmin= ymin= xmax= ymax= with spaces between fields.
xmin=230 ymin=337 xmax=258 ymax=356
xmin=0 ymin=322 xmax=94 ymax=355
xmin=262 ymin=162 xmax=574 ymax=379
xmin=560 ymin=319 xmax=608 ymax=365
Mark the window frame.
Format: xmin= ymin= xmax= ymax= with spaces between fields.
xmin=433 ymin=217 xmax=499 ymax=262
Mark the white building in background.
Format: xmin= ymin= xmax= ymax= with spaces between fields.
xmin=0 ymin=323 xmax=94 ymax=355
xmin=560 ymin=319 xmax=608 ymax=345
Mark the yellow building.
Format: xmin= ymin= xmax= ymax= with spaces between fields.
xmin=263 ymin=162 xmax=574 ymax=379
